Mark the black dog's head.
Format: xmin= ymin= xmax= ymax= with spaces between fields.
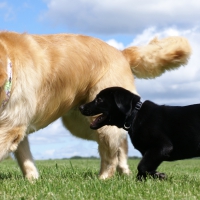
xmin=79 ymin=87 xmax=141 ymax=130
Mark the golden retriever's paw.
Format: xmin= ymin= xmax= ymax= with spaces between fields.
xmin=99 ymin=169 xmax=115 ymax=180
xmin=117 ymin=165 xmax=131 ymax=175
xmin=23 ymin=160 xmax=39 ymax=181
xmin=120 ymin=168 xmax=132 ymax=176
xmin=99 ymin=173 xmax=110 ymax=180
xmin=99 ymin=164 xmax=116 ymax=180
xmin=9 ymin=143 xmax=18 ymax=152
xmin=25 ymin=171 xmax=39 ymax=182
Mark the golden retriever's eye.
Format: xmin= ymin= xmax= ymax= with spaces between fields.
xmin=96 ymin=98 xmax=103 ymax=104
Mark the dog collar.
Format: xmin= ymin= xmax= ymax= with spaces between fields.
xmin=1 ymin=58 xmax=12 ymax=108
xmin=124 ymin=101 xmax=142 ymax=130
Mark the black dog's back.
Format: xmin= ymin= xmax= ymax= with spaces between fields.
xmin=131 ymin=101 xmax=200 ymax=160
xmin=162 ymin=104 xmax=200 ymax=159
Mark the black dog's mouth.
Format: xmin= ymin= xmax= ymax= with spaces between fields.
xmin=90 ymin=113 xmax=108 ymax=129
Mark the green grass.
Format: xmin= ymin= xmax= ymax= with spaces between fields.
xmin=0 ymin=158 xmax=200 ymax=199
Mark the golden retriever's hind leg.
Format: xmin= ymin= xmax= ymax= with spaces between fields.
xmin=117 ymin=136 xmax=131 ymax=175
xmin=14 ymin=136 xmax=39 ymax=180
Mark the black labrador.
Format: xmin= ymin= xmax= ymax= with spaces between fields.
xmin=79 ymin=86 xmax=200 ymax=180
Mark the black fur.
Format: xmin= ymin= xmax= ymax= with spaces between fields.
xmin=79 ymin=87 xmax=200 ymax=180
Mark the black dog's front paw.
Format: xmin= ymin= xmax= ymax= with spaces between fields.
xmin=136 ymin=171 xmax=152 ymax=181
xmin=153 ymin=172 xmax=167 ymax=180
xmin=137 ymin=171 xmax=167 ymax=181
xmin=136 ymin=173 xmax=146 ymax=181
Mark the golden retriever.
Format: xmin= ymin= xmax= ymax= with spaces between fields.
xmin=0 ymin=31 xmax=191 ymax=179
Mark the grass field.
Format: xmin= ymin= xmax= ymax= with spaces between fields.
xmin=0 ymin=158 xmax=200 ymax=199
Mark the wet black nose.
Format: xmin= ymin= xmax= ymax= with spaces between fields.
xmin=79 ymin=105 xmax=85 ymax=113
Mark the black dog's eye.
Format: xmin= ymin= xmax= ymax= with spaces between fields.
xmin=95 ymin=97 xmax=103 ymax=104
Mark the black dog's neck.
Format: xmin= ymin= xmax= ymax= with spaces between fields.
xmin=123 ymin=101 xmax=143 ymax=131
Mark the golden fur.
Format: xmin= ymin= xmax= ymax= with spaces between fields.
xmin=0 ymin=31 xmax=191 ymax=179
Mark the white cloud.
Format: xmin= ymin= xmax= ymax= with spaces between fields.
xmin=0 ymin=2 xmax=6 ymax=8
xmin=0 ymin=2 xmax=15 ymax=21
xmin=41 ymin=0 xmax=200 ymax=34
xmin=28 ymin=118 xmax=101 ymax=159
xmin=29 ymin=119 xmax=72 ymax=145
xmin=43 ymin=149 xmax=55 ymax=157
xmin=106 ymin=39 xmax=124 ymax=50
xmin=127 ymin=27 xmax=191 ymax=46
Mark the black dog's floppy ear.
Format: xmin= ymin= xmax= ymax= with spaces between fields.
xmin=114 ymin=89 xmax=134 ymax=115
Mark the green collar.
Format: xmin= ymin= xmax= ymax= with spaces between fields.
xmin=1 ymin=58 xmax=12 ymax=108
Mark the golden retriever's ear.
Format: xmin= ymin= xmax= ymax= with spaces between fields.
xmin=0 ymin=67 xmax=7 ymax=87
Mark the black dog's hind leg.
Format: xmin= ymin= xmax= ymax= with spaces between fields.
xmin=137 ymin=145 xmax=173 ymax=180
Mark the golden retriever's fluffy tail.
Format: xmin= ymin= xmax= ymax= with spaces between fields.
xmin=122 ymin=36 xmax=191 ymax=79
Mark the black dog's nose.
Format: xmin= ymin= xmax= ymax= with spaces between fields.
xmin=79 ymin=105 xmax=85 ymax=113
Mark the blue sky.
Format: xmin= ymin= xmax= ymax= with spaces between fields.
xmin=1 ymin=0 xmax=200 ymax=159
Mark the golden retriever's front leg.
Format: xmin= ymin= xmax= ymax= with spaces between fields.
xmin=14 ymin=136 xmax=39 ymax=180
xmin=117 ymin=135 xmax=131 ymax=175
xmin=0 ymin=125 xmax=26 ymax=161
xmin=98 ymin=143 xmax=118 ymax=179
xmin=97 ymin=126 xmax=130 ymax=179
